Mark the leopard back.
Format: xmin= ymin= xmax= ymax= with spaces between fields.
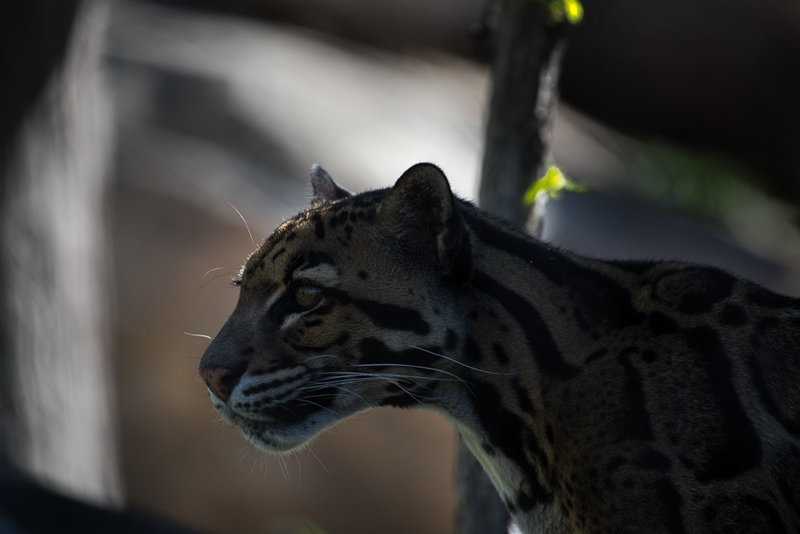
xmin=200 ymin=163 xmax=800 ymax=533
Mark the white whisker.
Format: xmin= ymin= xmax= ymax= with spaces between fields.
xmin=305 ymin=446 xmax=330 ymax=475
xmin=349 ymin=363 xmax=471 ymax=385
xmin=278 ymin=454 xmax=291 ymax=482
xmin=383 ymin=377 xmax=433 ymax=405
xmin=184 ymin=332 xmax=212 ymax=340
xmin=295 ymin=451 xmax=304 ymax=483
xmin=293 ymin=397 xmax=340 ymax=417
xmin=221 ymin=195 xmax=255 ymax=246
xmin=305 ymin=354 xmax=341 ymax=364
xmin=202 ymin=267 xmax=228 ymax=279
xmin=407 ymin=345 xmax=516 ymax=376
xmin=297 ymin=381 xmax=372 ymax=407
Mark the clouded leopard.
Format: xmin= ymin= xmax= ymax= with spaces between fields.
xmin=200 ymin=163 xmax=800 ymax=533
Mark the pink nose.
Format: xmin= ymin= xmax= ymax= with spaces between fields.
xmin=200 ymin=367 xmax=241 ymax=401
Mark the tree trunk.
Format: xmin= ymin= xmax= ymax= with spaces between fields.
xmin=0 ymin=0 xmax=121 ymax=505
xmin=457 ymin=0 xmax=568 ymax=532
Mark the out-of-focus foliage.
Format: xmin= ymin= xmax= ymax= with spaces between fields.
xmin=524 ymin=165 xmax=586 ymax=206
xmin=624 ymin=142 xmax=800 ymax=260
xmin=539 ymin=0 xmax=584 ymax=24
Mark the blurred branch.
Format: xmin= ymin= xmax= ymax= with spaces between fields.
xmin=457 ymin=0 xmax=572 ymax=532
xmin=0 ymin=0 xmax=121 ymax=504
xmin=478 ymin=0 xmax=568 ymax=228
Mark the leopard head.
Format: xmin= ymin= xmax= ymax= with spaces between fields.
xmin=199 ymin=163 xmax=473 ymax=452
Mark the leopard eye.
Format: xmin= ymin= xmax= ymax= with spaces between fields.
xmin=290 ymin=285 xmax=323 ymax=310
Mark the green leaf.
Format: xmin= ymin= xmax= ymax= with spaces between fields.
xmin=564 ymin=0 xmax=584 ymax=23
xmin=523 ymin=166 xmax=587 ymax=207
xmin=539 ymin=0 xmax=584 ymax=25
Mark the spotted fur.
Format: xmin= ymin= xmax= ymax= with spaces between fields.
xmin=200 ymin=163 xmax=800 ymax=533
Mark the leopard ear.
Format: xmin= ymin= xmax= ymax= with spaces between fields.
xmin=379 ymin=163 xmax=472 ymax=283
xmin=310 ymin=164 xmax=352 ymax=205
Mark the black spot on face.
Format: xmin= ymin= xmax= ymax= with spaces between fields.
xmin=512 ymin=380 xmax=536 ymax=415
xmin=286 ymin=328 xmax=347 ymax=353
xmin=384 ymin=383 xmax=400 ymax=393
xmin=358 ymin=270 xmax=368 ymax=280
xmin=492 ymin=343 xmax=509 ymax=365
xmin=282 ymin=255 xmax=305 ymax=285
xmin=463 ymin=336 xmax=481 ymax=363
xmin=271 ymin=247 xmax=286 ymax=262
xmin=358 ymin=338 xmax=440 ymax=370
xmin=329 ymin=212 xmax=349 ymax=229
xmin=312 ymin=213 xmax=325 ymax=239
xmin=305 ymin=252 xmax=334 ymax=269
xmin=346 ymin=297 xmax=430 ymax=335
xmin=445 ymin=329 xmax=458 ymax=351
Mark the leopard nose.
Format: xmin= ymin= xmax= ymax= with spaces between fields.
xmin=199 ymin=365 xmax=246 ymax=402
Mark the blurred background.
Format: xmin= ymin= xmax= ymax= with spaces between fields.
xmin=3 ymin=0 xmax=799 ymax=533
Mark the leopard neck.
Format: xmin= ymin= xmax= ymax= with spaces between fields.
xmin=447 ymin=205 xmax=645 ymax=528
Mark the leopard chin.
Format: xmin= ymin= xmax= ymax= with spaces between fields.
xmin=211 ymin=396 xmax=323 ymax=454
xmin=237 ymin=419 xmax=313 ymax=454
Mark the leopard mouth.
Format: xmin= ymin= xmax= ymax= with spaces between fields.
xmin=206 ymin=361 xmax=380 ymax=453
xmin=209 ymin=380 xmax=344 ymax=453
